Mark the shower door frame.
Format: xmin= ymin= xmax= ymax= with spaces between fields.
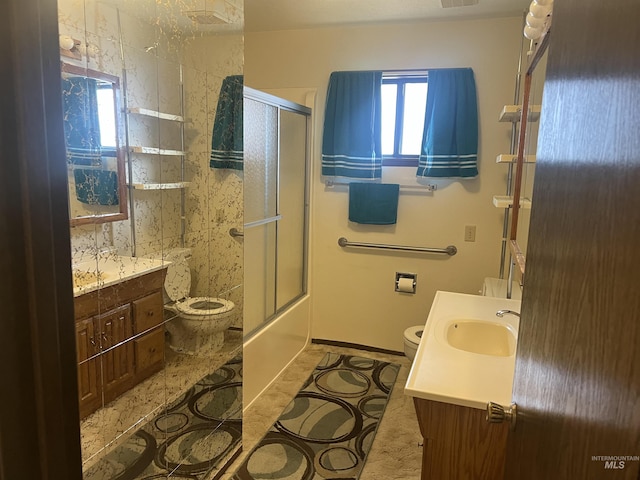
xmin=243 ymin=87 xmax=312 ymax=339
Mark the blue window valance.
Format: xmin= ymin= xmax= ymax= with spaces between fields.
xmin=417 ymin=68 xmax=478 ymax=178
xmin=321 ymin=71 xmax=383 ymax=179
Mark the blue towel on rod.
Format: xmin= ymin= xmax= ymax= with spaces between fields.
xmin=348 ymin=183 xmax=399 ymax=225
xmin=74 ymin=169 xmax=119 ymax=206
xmin=210 ymin=75 xmax=244 ymax=170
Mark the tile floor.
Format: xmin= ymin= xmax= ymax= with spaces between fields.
xmin=80 ymin=330 xmax=243 ymax=471
xmin=80 ymin=339 xmax=423 ymax=479
xmin=220 ymin=343 xmax=423 ymax=480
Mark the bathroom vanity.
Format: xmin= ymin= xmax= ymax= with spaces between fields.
xmin=405 ymin=291 xmax=521 ymax=480
xmin=72 ymin=257 xmax=168 ymax=419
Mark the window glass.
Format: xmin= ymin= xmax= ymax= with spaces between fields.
xmin=400 ymin=82 xmax=428 ymax=155
xmin=96 ymin=85 xmax=117 ymax=148
xmin=381 ymin=83 xmax=397 ymax=156
xmin=381 ymin=75 xmax=427 ymax=166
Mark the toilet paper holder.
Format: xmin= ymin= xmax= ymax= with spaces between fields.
xmin=395 ymin=272 xmax=417 ymax=294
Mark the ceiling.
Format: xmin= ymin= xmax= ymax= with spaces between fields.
xmin=245 ymin=0 xmax=530 ymax=33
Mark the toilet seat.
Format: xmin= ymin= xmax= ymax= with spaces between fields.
xmin=175 ymin=297 xmax=234 ymax=316
xmin=404 ymin=325 xmax=424 ymax=346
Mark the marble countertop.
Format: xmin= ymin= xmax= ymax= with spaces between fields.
xmin=72 ymin=255 xmax=169 ymax=297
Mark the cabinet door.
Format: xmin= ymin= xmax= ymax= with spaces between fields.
xmin=98 ymin=304 xmax=135 ymax=401
xmin=132 ymin=291 xmax=164 ymax=334
xmin=134 ymin=327 xmax=165 ymax=379
xmin=75 ymin=317 xmax=101 ymax=419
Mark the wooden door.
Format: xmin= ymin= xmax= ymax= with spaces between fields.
xmin=75 ymin=317 xmax=101 ymax=418
xmin=98 ymin=304 xmax=135 ymax=401
xmin=503 ymin=1 xmax=640 ymax=478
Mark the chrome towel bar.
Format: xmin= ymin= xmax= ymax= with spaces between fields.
xmin=338 ymin=237 xmax=457 ymax=256
xmin=229 ymin=228 xmax=244 ymax=237
xmin=325 ymin=179 xmax=437 ymax=192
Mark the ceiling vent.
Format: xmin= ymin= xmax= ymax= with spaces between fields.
xmin=440 ymin=0 xmax=479 ymax=7
xmin=184 ymin=9 xmax=230 ymax=25
xmin=183 ymin=0 xmax=242 ymax=25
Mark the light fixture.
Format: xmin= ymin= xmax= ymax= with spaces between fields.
xmin=523 ymin=0 xmax=553 ymax=42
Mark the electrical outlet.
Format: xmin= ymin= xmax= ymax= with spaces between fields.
xmin=464 ymin=225 xmax=476 ymax=242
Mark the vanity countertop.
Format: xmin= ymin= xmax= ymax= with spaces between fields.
xmin=404 ymin=291 xmax=521 ymax=410
xmin=72 ymin=255 xmax=169 ymax=297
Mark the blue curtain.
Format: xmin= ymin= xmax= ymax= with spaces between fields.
xmin=322 ymin=71 xmax=383 ymax=179
xmin=417 ymin=68 xmax=478 ymax=178
xmin=62 ymin=77 xmax=102 ymax=166
xmin=211 ymin=75 xmax=244 ymax=170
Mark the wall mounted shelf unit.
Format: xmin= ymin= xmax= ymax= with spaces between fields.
xmin=498 ymin=104 xmax=541 ymax=122
xmin=129 ymin=146 xmax=186 ymax=156
xmin=129 ymin=182 xmax=190 ymax=190
xmin=127 ymin=107 xmax=184 ymax=122
xmin=496 ymin=154 xmax=536 ymax=164
xmin=122 ymin=64 xmax=187 ymax=255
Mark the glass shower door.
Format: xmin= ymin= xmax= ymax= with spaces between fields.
xmin=243 ymin=90 xmax=310 ymax=337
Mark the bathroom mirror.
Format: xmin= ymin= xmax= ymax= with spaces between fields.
xmin=61 ymin=62 xmax=128 ymax=227
xmin=60 ymin=0 xmax=245 ymax=475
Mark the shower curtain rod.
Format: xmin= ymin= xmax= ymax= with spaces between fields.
xmin=383 ymin=69 xmax=429 ymax=77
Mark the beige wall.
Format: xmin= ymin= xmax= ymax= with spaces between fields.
xmin=245 ymin=16 xmax=523 ymax=351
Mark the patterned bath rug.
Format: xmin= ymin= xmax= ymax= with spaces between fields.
xmin=84 ymin=354 xmax=242 ymax=480
xmin=232 ymin=352 xmax=400 ymax=480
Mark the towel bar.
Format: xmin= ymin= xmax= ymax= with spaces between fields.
xmin=325 ymin=180 xmax=437 ymax=192
xmin=338 ymin=237 xmax=457 ymax=256
xmin=229 ymin=228 xmax=244 ymax=237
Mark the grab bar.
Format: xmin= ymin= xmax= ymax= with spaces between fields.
xmin=229 ymin=228 xmax=244 ymax=238
xmin=338 ymin=237 xmax=457 ymax=256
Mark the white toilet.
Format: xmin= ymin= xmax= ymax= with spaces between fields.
xmin=161 ymin=248 xmax=235 ymax=356
xmin=403 ymin=326 xmax=424 ymax=362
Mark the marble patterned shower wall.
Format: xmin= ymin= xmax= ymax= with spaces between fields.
xmin=60 ymin=0 xmax=244 ymax=325
xmin=182 ymin=34 xmax=244 ymax=326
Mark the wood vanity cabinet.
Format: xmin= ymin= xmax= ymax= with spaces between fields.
xmin=414 ymin=398 xmax=509 ymax=480
xmin=74 ymin=269 xmax=166 ymax=419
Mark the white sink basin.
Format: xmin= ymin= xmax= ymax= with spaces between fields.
xmin=445 ymin=319 xmax=516 ymax=357
xmin=405 ymin=291 xmax=521 ymax=409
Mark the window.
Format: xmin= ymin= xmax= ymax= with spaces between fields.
xmin=381 ymin=75 xmax=428 ymax=166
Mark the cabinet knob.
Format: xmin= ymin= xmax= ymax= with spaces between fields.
xmin=486 ymin=402 xmax=517 ymax=430
xmin=147 ymin=310 xmax=154 ymax=316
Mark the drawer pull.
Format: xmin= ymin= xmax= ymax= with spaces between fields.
xmin=147 ymin=311 xmax=154 ymax=316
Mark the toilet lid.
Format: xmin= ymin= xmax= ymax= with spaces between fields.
xmin=164 ymin=257 xmax=191 ymax=302
xmin=175 ymin=297 xmax=234 ymax=316
xmin=404 ymin=326 xmax=424 ymax=342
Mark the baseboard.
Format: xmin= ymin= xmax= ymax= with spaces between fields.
xmin=311 ymin=338 xmax=404 ymax=357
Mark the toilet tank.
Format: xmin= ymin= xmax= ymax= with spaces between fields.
xmin=160 ymin=247 xmax=192 ymax=262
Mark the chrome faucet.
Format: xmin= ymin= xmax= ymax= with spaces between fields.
xmin=496 ymin=309 xmax=520 ymax=318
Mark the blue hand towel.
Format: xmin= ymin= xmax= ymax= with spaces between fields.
xmin=74 ymin=169 xmax=119 ymax=206
xmin=210 ymin=75 xmax=244 ymax=170
xmin=348 ymin=183 xmax=400 ymax=225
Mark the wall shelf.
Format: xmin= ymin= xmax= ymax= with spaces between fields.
xmin=127 ymin=107 xmax=184 ymax=123
xmin=129 ymin=146 xmax=186 ymax=156
xmin=498 ymin=104 xmax=541 ymax=123
xmin=129 ymin=182 xmax=190 ymax=190
xmin=496 ymin=154 xmax=536 ymax=164
xmin=493 ymin=195 xmax=532 ymax=209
